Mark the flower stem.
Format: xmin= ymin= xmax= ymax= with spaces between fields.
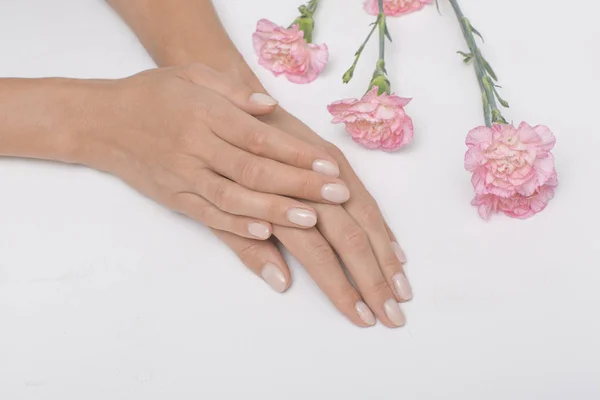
xmin=448 ymin=0 xmax=507 ymax=126
xmin=342 ymin=15 xmax=381 ymax=83
xmin=368 ymin=0 xmax=391 ymax=94
xmin=378 ymin=0 xmax=386 ymax=61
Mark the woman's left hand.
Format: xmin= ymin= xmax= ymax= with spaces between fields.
xmin=213 ymin=107 xmax=413 ymax=328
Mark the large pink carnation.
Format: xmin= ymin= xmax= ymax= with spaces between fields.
xmin=327 ymin=87 xmax=414 ymax=151
xmin=465 ymin=122 xmax=558 ymax=219
xmin=364 ymin=0 xmax=433 ymax=16
xmin=252 ymin=19 xmax=328 ymax=84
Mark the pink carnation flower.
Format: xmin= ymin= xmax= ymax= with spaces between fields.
xmin=364 ymin=0 xmax=433 ymax=16
xmin=252 ymin=19 xmax=328 ymax=84
xmin=465 ymin=122 xmax=558 ymax=219
xmin=327 ymin=87 xmax=414 ymax=151
xmin=472 ymin=172 xmax=558 ymax=220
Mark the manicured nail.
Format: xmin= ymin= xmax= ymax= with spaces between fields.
xmin=286 ymin=208 xmax=317 ymax=227
xmin=261 ymin=263 xmax=287 ymax=293
xmin=383 ymin=299 xmax=406 ymax=327
xmin=355 ymin=301 xmax=376 ymax=326
xmin=392 ymin=273 xmax=413 ymax=301
xmin=249 ymin=92 xmax=278 ymax=106
xmin=248 ymin=222 xmax=271 ymax=240
xmin=392 ymin=242 xmax=407 ymax=263
xmin=312 ymin=159 xmax=340 ymax=177
xmin=321 ymin=183 xmax=350 ymax=203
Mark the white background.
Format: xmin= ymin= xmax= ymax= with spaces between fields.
xmin=1 ymin=0 xmax=599 ymax=398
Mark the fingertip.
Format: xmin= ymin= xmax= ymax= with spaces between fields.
xmin=248 ymin=92 xmax=279 ymax=115
xmin=261 ymin=262 xmax=289 ymax=293
xmin=248 ymin=222 xmax=272 ymax=240
xmin=312 ymin=159 xmax=340 ymax=177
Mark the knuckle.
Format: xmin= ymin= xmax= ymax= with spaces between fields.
xmin=237 ymin=242 xmax=264 ymax=264
xmin=238 ymin=158 xmax=264 ymax=188
xmin=341 ymin=223 xmax=370 ymax=252
xmin=370 ymin=278 xmax=391 ymax=296
xmin=299 ymin=174 xmax=316 ymax=198
xmin=245 ymin=125 xmax=268 ymax=154
xmin=308 ymin=240 xmax=336 ymax=265
xmin=359 ymin=201 xmax=382 ymax=227
xmin=195 ymin=204 xmax=219 ymax=226
xmin=211 ymin=181 xmax=231 ymax=210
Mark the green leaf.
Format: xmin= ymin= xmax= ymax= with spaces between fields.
xmin=384 ymin=24 xmax=393 ymax=42
xmin=471 ymin=26 xmax=485 ymax=42
xmin=492 ymin=85 xmax=510 ymax=108
xmin=482 ymin=57 xmax=498 ymax=81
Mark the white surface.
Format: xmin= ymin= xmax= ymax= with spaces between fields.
xmin=1 ymin=0 xmax=599 ymax=398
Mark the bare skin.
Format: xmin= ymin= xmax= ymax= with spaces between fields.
xmin=0 ymin=0 xmax=413 ymax=328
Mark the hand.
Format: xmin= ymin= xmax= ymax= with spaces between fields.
xmin=215 ymin=108 xmax=412 ymax=328
xmin=75 ymin=64 xmax=352 ymax=240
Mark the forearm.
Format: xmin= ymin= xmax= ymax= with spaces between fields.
xmin=0 ymin=78 xmax=114 ymax=167
xmin=106 ymin=0 xmax=254 ymax=80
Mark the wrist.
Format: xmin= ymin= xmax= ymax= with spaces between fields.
xmin=0 ymin=78 xmax=96 ymax=164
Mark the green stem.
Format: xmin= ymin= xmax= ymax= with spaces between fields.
xmin=449 ymin=0 xmax=506 ymax=126
xmin=342 ymin=16 xmax=380 ymax=83
xmin=378 ymin=0 xmax=386 ymax=61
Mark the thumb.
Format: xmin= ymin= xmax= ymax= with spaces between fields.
xmin=178 ymin=63 xmax=278 ymax=116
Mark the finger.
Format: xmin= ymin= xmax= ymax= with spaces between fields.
xmin=345 ymin=197 xmax=412 ymax=302
xmin=173 ymin=192 xmax=273 ymax=240
xmin=201 ymin=135 xmax=350 ymax=204
xmin=311 ymin=203 xmax=406 ymax=328
xmin=178 ymin=63 xmax=278 ymax=116
xmin=212 ymin=229 xmax=290 ymax=293
xmin=273 ymin=226 xmax=376 ymax=328
xmin=188 ymin=169 xmax=319 ymax=228
xmin=197 ymin=95 xmax=341 ymax=178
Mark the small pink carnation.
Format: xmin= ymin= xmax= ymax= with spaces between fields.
xmin=364 ymin=0 xmax=433 ymax=16
xmin=465 ymin=122 xmax=558 ymax=219
xmin=327 ymin=87 xmax=414 ymax=151
xmin=252 ymin=19 xmax=328 ymax=84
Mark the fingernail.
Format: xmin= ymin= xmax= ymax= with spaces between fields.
xmin=392 ymin=273 xmax=413 ymax=301
xmin=355 ymin=301 xmax=376 ymax=326
xmin=312 ymin=159 xmax=340 ymax=177
xmin=321 ymin=183 xmax=350 ymax=203
xmin=248 ymin=222 xmax=271 ymax=240
xmin=249 ymin=92 xmax=278 ymax=106
xmin=383 ymin=299 xmax=406 ymax=327
xmin=261 ymin=263 xmax=287 ymax=293
xmin=392 ymin=242 xmax=407 ymax=263
xmin=286 ymin=208 xmax=317 ymax=227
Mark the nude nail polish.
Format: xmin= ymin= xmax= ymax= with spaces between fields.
xmin=392 ymin=242 xmax=407 ymax=263
xmin=355 ymin=301 xmax=376 ymax=326
xmin=286 ymin=208 xmax=317 ymax=227
xmin=384 ymin=299 xmax=406 ymax=327
xmin=248 ymin=222 xmax=271 ymax=239
xmin=312 ymin=159 xmax=340 ymax=177
xmin=392 ymin=273 xmax=413 ymax=301
xmin=249 ymin=92 xmax=278 ymax=106
xmin=261 ymin=263 xmax=287 ymax=293
xmin=321 ymin=183 xmax=350 ymax=203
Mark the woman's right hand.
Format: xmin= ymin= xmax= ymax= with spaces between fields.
xmin=75 ymin=64 xmax=350 ymax=240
